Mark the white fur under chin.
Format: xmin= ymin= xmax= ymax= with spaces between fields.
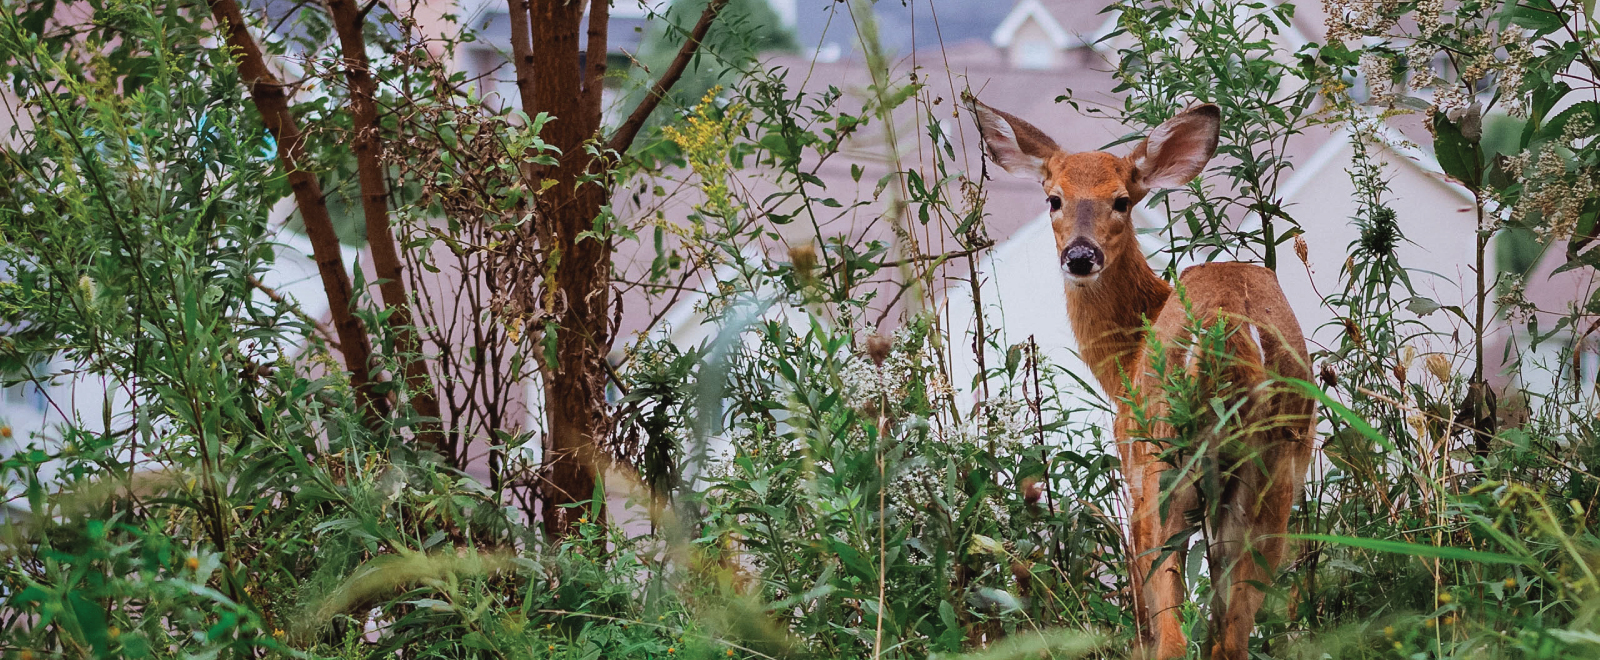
xmin=1061 ymin=271 xmax=1101 ymax=287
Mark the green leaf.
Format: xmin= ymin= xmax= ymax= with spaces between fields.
xmin=68 ymin=592 xmax=111 ymax=656
xmin=969 ymin=534 xmax=1006 ymax=556
xmin=1540 ymin=101 xmax=1600 ymax=146
xmin=1432 ymin=112 xmax=1482 ymax=189
xmin=1405 ymin=296 xmax=1441 ymax=316
xmin=1283 ymin=378 xmax=1395 ymax=451
xmin=1501 ymin=0 xmax=1566 ymax=34
xmin=1521 ymin=81 xmax=1573 ymax=146
xmin=1291 ymin=533 xmax=1530 ymax=565
xmin=828 ymin=540 xmax=876 ymax=584
xmin=1566 ymin=199 xmax=1600 ymax=262
xmin=938 ymin=599 xmax=963 ymax=650
xmin=975 ymin=587 xmax=1024 ymax=613
xmin=1005 ymin=343 xmax=1024 ymax=375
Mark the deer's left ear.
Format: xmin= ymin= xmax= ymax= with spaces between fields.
xmin=1128 ymin=104 xmax=1220 ymax=197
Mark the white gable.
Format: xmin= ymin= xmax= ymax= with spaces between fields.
xmin=992 ymin=0 xmax=1076 ymax=49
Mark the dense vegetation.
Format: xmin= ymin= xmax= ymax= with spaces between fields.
xmin=1 ymin=0 xmax=1598 ymax=658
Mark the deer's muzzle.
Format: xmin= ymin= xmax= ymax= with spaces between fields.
xmin=1060 ymin=240 xmax=1104 ymax=279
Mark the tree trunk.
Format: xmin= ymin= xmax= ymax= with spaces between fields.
xmin=503 ymin=0 xmax=728 ymax=537
xmin=208 ymin=0 xmax=388 ymax=424
xmin=326 ymin=0 xmax=450 ymax=461
xmin=503 ymin=0 xmax=612 ymax=537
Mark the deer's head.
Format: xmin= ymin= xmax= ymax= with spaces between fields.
xmin=970 ymin=102 xmax=1220 ymax=286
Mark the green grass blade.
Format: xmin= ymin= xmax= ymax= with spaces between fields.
xmin=1292 ymin=533 xmax=1530 ymax=565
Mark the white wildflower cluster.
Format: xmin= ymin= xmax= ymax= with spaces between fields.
xmin=884 ymin=458 xmax=944 ymax=534
xmin=1565 ymin=111 xmax=1596 ymax=149
xmin=840 ymin=325 xmax=951 ymax=410
xmin=1498 ymin=30 xmax=1534 ymax=117
xmin=926 ymin=370 xmax=955 ymax=403
xmin=1459 ymin=32 xmax=1498 ymax=85
xmin=1360 ymin=51 xmax=1396 ymax=104
xmin=706 ymin=424 xmax=805 ymax=482
xmin=1407 ymin=42 xmax=1437 ymax=91
xmin=884 ymin=465 xmax=1014 ymax=538
xmin=1432 ymin=84 xmax=1470 ymax=116
xmin=979 ymin=396 xmax=1034 ymax=447
xmin=1509 ymin=135 xmax=1596 ymax=242
xmin=840 ymin=349 xmax=915 ymax=408
xmin=882 ymin=399 xmax=1033 ymax=537
xmin=1414 ymin=0 xmax=1443 ymax=35
xmin=1323 ymin=0 xmax=1399 ymax=41
xmin=931 ymin=396 xmax=1034 ymax=455
xmin=1494 ymin=273 xmax=1539 ymax=325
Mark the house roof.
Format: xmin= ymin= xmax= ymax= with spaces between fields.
xmin=790 ymin=0 xmax=1009 ymax=64
xmin=992 ymin=0 xmax=1115 ymax=49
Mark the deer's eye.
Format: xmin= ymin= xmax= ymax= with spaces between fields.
xmin=1113 ymin=196 xmax=1130 ymax=213
xmin=1047 ymin=195 xmax=1062 ymax=212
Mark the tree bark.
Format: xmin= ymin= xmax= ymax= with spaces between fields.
xmin=519 ymin=0 xmax=613 ymax=538
xmin=208 ymin=0 xmax=388 ymax=423
xmin=326 ymin=0 xmax=450 ymax=461
xmin=504 ymin=0 xmax=730 ymax=538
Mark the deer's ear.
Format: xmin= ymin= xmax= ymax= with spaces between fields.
xmin=969 ymin=100 xmax=1059 ymax=183
xmin=1128 ymin=104 xmax=1220 ymax=195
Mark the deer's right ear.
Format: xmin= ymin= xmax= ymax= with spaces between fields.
xmin=969 ymin=100 xmax=1058 ymax=183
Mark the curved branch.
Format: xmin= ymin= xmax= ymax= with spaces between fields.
xmin=605 ymin=0 xmax=730 ymax=155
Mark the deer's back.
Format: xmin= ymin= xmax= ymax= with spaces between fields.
xmin=1117 ymin=262 xmax=1315 ymax=455
xmin=1162 ymin=262 xmax=1309 ymax=381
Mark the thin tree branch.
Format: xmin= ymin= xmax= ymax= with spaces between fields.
xmin=247 ymin=275 xmax=342 ymax=351
xmin=505 ymin=0 xmax=539 ymax=128
xmin=605 ymin=0 xmax=730 ymax=155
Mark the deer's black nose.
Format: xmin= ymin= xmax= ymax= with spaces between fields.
xmin=1061 ymin=241 xmax=1103 ymax=277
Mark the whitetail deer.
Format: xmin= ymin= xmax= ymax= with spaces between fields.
xmin=971 ymin=100 xmax=1316 ymax=660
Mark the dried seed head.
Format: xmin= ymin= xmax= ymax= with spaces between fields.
xmin=1010 ymin=560 xmax=1032 ymax=585
xmin=1294 ymin=235 xmax=1309 ymax=266
xmin=1393 ymin=361 xmax=1408 ymax=384
xmin=1426 ymin=353 xmax=1452 ymax=383
xmin=789 ymin=242 xmax=817 ymax=282
xmin=866 ymin=333 xmax=893 ymax=367
xmin=1342 ymin=318 xmax=1364 ymax=347
xmin=1319 ymin=363 xmax=1338 ymax=388
xmin=1022 ymin=477 xmax=1043 ymax=505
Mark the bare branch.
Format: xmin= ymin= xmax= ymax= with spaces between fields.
xmin=505 ymin=0 xmax=539 ymax=127
xmin=605 ymin=0 xmax=730 ymax=155
xmin=247 ymin=275 xmax=342 ymax=351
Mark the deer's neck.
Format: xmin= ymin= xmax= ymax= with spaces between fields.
xmin=1064 ymin=257 xmax=1172 ymax=402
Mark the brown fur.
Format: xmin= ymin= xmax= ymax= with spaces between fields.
xmin=972 ymin=101 xmax=1316 ymax=660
